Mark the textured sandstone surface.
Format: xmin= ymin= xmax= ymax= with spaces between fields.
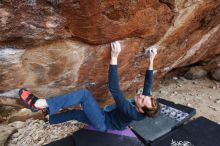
xmin=0 ymin=0 xmax=219 ymax=106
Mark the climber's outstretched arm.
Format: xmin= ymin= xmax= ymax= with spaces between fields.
xmin=142 ymin=46 xmax=158 ymax=96
xmin=108 ymin=41 xmax=125 ymax=103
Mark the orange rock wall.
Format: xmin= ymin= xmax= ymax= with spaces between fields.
xmin=0 ymin=0 xmax=219 ymax=104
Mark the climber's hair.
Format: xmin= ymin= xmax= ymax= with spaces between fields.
xmin=141 ymin=97 xmax=160 ymax=117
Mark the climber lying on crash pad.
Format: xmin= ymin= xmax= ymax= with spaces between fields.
xmin=18 ymin=41 xmax=160 ymax=132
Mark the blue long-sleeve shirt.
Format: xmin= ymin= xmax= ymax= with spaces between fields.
xmin=105 ymin=65 xmax=153 ymax=130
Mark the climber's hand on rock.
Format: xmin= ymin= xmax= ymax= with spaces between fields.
xmin=149 ymin=47 xmax=157 ymax=62
xmin=110 ymin=41 xmax=121 ymax=65
xmin=147 ymin=45 xmax=158 ymax=70
xmin=111 ymin=41 xmax=121 ymax=58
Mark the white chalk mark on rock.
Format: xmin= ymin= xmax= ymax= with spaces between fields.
xmin=0 ymin=48 xmax=25 ymax=65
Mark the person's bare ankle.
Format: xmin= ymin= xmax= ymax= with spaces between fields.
xmin=34 ymin=99 xmax=48 ymax=109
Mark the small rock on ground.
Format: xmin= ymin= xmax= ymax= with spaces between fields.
xmin=184 ymin=66 xmax=207 ymax=80
xmin=211 ymin=68 xmax=220 ymax=82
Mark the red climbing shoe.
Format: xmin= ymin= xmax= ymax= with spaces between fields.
xmin=19 ymin=88 xmax=39 ymax=112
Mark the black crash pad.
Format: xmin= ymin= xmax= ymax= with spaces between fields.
xmin=45 ymin=129 xmax=144 ymax=146
xmin=129 ymin=98 xmax=196 ymax=144
xmin=151 ymin=117 xmax=220 ymax=146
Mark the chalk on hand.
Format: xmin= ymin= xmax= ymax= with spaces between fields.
xmin=144 ymin=44 xmax=159 ymax=56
